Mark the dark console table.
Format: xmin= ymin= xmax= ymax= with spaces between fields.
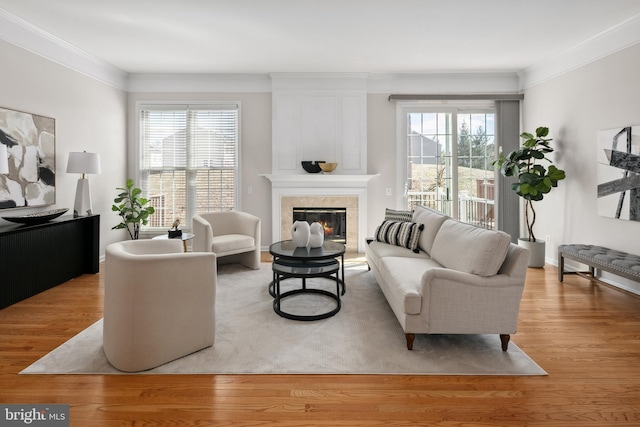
xmin=0 ymin=214 xmax=99 ymax=309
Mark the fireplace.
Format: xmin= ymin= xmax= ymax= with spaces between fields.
xmin=262 ymin=174 xmax=379 ymax=253
xmin=293 ymin=207 xmax=347 ymax=244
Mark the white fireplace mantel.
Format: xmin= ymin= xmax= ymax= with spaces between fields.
xmin=262 ymin=174 xmax=379 ymax=188
xmin=262 ymin=174 xmax=379 ymax=252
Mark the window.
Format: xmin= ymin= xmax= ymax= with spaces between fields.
xmin=399 ymin=103 xmax=496 ymax=229
xmin=138 ymin=104 xmax=240 ymax=231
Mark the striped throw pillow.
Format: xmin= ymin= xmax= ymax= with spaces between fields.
xmin=374 ymin=220 xmax=424 ymax=253
xmin=384 ymin=208 xmax=413 ymax=222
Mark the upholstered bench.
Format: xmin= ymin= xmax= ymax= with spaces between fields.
xmin=558 ymin=244 xmax=640 ymax=284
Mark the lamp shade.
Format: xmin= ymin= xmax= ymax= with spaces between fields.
xmin=66 ymin=151 xmax=101 ymax=175
xmin=0 ymin=144 xmax=8 ymax=175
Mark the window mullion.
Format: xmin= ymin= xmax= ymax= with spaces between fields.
xmin=186 ymin=108 xmax=196 ymax=226
xmin=451 ymin=113 xmax=459 ymax=220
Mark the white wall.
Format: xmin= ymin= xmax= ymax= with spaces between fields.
xmin=522 ymin=43 xmax=640 ymax=293
xmin=0 ymin=40 xmax=128 ymax=257
xmin=366 ymin=93 xmax=398 ymax=232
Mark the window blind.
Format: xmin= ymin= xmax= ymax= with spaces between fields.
xmin=139 ymin=104 xmax=239 ymax=230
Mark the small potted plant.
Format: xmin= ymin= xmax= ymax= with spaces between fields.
xmin=111 ymin=178 xmax=155 ymax=240
xmin=493 ymin=127 xmax=566 ymax=267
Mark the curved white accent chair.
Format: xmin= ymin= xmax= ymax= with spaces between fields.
xmin=103 ymin=239 xmax=217 ymax=372
xmin=192 ymin=211 xmax=261 ymax=270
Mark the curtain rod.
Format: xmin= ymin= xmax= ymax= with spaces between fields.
xmin=388 ymin=94 xmax=524 ymax=101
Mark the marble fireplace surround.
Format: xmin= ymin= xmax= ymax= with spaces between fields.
xmin=263 ymin=174 xmax=378 ymax=253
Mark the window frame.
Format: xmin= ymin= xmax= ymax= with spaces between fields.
xmin=134 ymin=101 xmax=242 ymax=235
xmin=396 ymin=101 xmax=496 ymax=223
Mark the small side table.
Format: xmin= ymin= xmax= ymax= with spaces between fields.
xmin=152 ymin=232 xmax=195 ymax=252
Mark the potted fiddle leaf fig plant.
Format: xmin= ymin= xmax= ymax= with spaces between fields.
xmin=493 ymin=126 xmax=566 ymax=267
xmin=111 ymin=178 xmax=155 ymax=240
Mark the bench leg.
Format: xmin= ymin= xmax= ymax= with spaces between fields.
xmin=500 ymin=334 xmax=510 ymax=351
xmin=558 ymin=253 xmax=565 ymax=282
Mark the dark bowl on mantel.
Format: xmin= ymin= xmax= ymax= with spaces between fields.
xmin=301 ymin=161 xmax=325 ymax=174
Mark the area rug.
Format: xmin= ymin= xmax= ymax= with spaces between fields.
xmin=21 ymin=262 xmax=546 ymax=375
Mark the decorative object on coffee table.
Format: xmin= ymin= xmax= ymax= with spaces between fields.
xmin=291 ymin=220 xmax=310 ymax=247
xmin=309 ymin=222 xmax=324 ymax=248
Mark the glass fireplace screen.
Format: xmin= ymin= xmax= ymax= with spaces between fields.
xmin=292 ymin=207 xmax=347 ymax=244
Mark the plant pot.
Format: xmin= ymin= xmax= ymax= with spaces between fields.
xmin=518 ymin=238 xmax=546 ymax=268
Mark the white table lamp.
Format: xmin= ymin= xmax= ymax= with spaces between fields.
xmin=0 ymin=144 xmax=9 ymax=175
xmin=66 ymin=151 xmax=101 ymax=217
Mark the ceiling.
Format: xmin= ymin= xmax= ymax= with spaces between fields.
xmin=1 ymin=0 xmax=640 ymax=75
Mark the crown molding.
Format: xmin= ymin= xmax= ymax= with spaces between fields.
xmin=270 ymin=73 xmax=370 ymax=91
xmin=127 ymin=73 xmax=272 ymax=93
xmin=367 ymin=73 xmax=521 ymax=94
xmin=0 ymin=8 xmax=128 ymax=90
xmin=520 ymin=12 xmax=640 ymax=89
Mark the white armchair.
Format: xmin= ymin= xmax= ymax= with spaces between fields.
xmin=103 ymin=239 xmax=216 ymax=372
xmin=192 ymin=211 xmax=261 ymax=270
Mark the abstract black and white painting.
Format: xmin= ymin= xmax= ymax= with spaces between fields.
xmin=0 ymin=107 xmax=56 ymax=209
xmin=597 ymin=125 xmax=640 ymax=221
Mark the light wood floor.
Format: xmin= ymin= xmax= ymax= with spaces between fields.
xmin=1 ymin=259 xmax=640 ymax=426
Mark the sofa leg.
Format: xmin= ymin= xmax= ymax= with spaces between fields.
xmin=500 ymin=334 xmax=510 ymax=351
xmin=405 ymin=333 xmax=415 ymax=350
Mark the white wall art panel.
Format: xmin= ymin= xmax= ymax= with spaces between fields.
xmin=300 ymin=96 xmax=337 ymax=162
xmin=273 ymin=96 xmax=298 ymax=173
xmin=270 ymin=74 xmax=367 ymax=175
xmin=341 ymin=96 xmax=366 ymax=173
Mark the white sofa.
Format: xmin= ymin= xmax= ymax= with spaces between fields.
xmin=365 ymin=206 xmax=530 ymax=351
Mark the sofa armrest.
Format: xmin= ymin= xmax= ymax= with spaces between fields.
xmin=192 ymin=214 xmax=213 ymax=252
xmin=234 ymin=212 xmax=261 ymax=240
xmin=418 ymin=268 xmax=525 ymax=334
xmin=421 ymin=267 xmax=526 ymax=289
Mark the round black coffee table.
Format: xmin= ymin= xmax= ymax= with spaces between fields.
xmin=269 ymin=240 xmax=346 ymax=321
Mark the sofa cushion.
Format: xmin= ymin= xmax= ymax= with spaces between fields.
xmin=367 ymin=240 xmax=430 ymax=260
xmin=375 ymin=220 xmax=424 ymax=253
xmin=411 ymin=205 xmax=449 ymax=255
xmin=384 ymin=208 xmax=413 ymax=222
xmin=211 ymin=234 xmax=255 ymax=255
xmin=379 ymin=257 xmax=443 ymax=315
xmin=430 ymin=220 xmax=511 ymax=277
